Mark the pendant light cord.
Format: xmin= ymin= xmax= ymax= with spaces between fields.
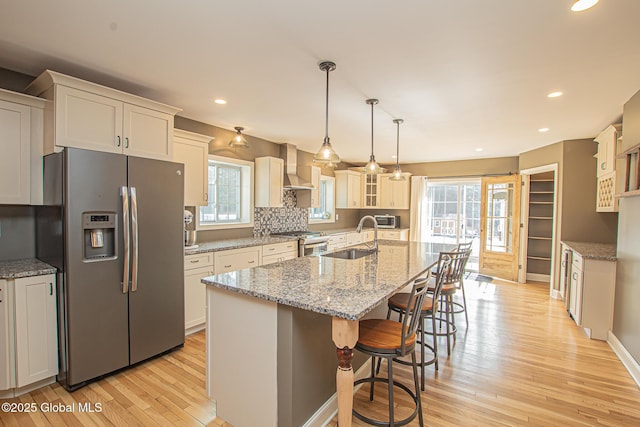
xmin=396 ymin=120 xmax=400 ymax=168
xmin=324 ymin=68 xmax=330 ymax=143
xmin=370 ymin=102 xmax=374 ymax=157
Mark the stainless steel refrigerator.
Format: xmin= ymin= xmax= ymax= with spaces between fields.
xmin=37 ymin=147 xmax=185 ymax=390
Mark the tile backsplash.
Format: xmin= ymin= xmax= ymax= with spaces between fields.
xmin=253 ymin=190 xmax=308 ymax=236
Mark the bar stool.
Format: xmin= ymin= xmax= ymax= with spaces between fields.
xmin=431 ymin=242 xmax=472 ymax=326
xmin=354 ymin=255 xmax=451 ymax=426
xmin=430 ymin=249 xmax=471 ymax=355
xmin=385 ymin=252 xmax=454 ymax=390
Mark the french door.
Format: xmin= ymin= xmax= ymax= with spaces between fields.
xmin=479 ymin=175 xmax=521 ymax=281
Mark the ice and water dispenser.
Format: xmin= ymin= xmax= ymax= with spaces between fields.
xmin=82 ymin=212 xmax=116 ymax=261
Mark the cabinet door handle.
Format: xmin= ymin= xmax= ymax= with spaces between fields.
xmin=117 ymin=136 xmax=121 ymax=147
xmin=125 ymin=137 xmax=130 ymax=148
xmin=573 ymin=272 xmax=578 ymax=280
xmin=601 ymin=162 xmax=606 ymax=170
xmin=248 ymin=260 xmax=255 ymax=264
xmin=49 ymin=283 xmax=53 ymax=296
xmin=205 ymin=193 xmax=208 ymax=202
xmin=224 ymin=264 xmax=232 ymax=268
xmin=190 ymin=260 xmax=199 ymax=264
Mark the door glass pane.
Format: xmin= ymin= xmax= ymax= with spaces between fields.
xmin=422 ymin=180 xmax=481 ymax=270
xmin=484 ymin=182 xmax=514 ymax=253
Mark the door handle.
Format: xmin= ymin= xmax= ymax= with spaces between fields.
xmin=130 ymin=187 xmax=139 ymax=292
xmin=121 ymin=186 xmax=130 ymax=293
xmin=49 ymin=283 xmax=53 ymax=296
xmin=125 ymin=137 xmax=130 ymax=149
xmin=117 ymin=136 xmax=121 ymax=147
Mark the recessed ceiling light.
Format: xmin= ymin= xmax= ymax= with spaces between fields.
xmin=547 ymin=91 xmax=563 ymax=98
xmin=475 ymin=148 xmax=484 ymax=152
xmin=214 ymin=99 xmax=227 ymax=105
xmin=538 ymin=128 xmax=550 ymax=133
xmin=571 ymin=0 xmax=598 ymax=12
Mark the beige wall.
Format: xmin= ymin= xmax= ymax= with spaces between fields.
xmin=398 ymin=156 xmax=519 ymax=178
xmin=612 ymin=89 xmax=640 ymax=365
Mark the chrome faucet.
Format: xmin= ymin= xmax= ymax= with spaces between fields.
xmin=356 ymin=215 xmax=378 ymax=252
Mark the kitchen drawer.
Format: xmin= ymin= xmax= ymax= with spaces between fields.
xmin=328 ymin=233 xmax=346 ymax=244
xmin=571 ymin=252 xmax=583 ymax=271
xmin=214 ymin=247 xmax=262 ymax=274
xmin=263 ymin=241 xmax=297 ymax=256
xmin=184 ymin=253 xmax=214 ymax=271
xmin=262 ymin=251 xmax=298 ymax=266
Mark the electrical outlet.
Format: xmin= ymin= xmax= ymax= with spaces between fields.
xmin=335 ymin=214 xmax=339 ymax=221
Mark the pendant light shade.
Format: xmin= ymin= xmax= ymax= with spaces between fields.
xmin=389 ymin=119 xmax=406 ymax=181
xmin=363 ymin=98 xmax=383 ymax=174
xmin=228 ymin=126 xmax=249 ymax=148
xmin=313 ymin=61 xmax=340 ymax=166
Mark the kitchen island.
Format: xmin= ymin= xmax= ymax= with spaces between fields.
xmin=202 ymin=240 xmax=448 ymax=427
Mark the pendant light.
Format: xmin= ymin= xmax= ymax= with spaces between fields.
xmin=389 ymin=119 xmax=406 ymax=181
xmin=313 ymin=61 xmax=340 ymax=166
xmin=228 ymin=126 xmax=249 ymax=148
xmin=363 ymin=98 xmax=383 ymax=174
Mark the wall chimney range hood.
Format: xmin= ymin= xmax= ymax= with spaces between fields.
xmin=281 ymin=143 xmax=315 ymax=190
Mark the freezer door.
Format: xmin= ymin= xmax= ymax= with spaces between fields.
xmin=64 ymin=148 xmax=129 ymax=387
xmin=127 ymin=156 xmax=185 ymax=364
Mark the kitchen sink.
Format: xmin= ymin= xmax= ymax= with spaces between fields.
xmin=322 ymin=248 xmax=375 ymax=260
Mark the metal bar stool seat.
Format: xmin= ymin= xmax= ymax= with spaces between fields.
xmin=424 ymin=249 xmax=472 ymax=356
xmin=353 ymin=265 xmax=446 ymax=427
xmin=386 ymin=253 xmax=451 ymax=390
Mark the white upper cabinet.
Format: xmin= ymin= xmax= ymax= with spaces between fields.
xmin=255 ymin=156 xmax=284 ymax=207
xmin=335 ymin=170 xmax=362 ymax=209
xmin=0 ymin=89 xmax=45 ymax=205
xmin=379 ymin=173 xmax=411 ymax=209
xmin=26 ymin=70 xmax=181 ymax=161
xmin=362 ymin=174 xmax=381 ymax=208
xmin=594 ymin=124 xmax=621 ymax=212
xmin=173 ymin=129 xmax=212 ymax=206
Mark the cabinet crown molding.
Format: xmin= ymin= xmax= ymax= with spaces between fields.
xmin=26 ymin=70 xmax=181 ymax=115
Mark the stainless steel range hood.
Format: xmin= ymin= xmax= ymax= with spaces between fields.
xmin=281 ymin=143 xmax=315 ymax=190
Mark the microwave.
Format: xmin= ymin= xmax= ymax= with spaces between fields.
xmin=374 ymin=215 xmax=400 ymax=229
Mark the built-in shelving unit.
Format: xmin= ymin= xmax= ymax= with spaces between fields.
xmin=525 ymin=172 xmax=556 ymax=282
xmin=616 ymin=141 xmax=640 ymax=198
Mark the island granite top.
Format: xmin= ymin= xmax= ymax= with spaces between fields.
xmin=562 ymin=241 xmax=617 ymax=261
xmin=202 ymin=240 xmax=451 ymax=320
xmin=185 ymin=235 xmax=297 ymax=255
xmin=0 ymin=258 xmax=57 ymax=279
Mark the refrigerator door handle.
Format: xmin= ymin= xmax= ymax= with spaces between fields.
xmin=121 ymin=186 xmax=130 ymax=294
xmin=130 ymin=187 xmax=139 ymax=292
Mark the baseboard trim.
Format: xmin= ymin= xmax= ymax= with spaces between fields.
xmin=608 ymin=331 xmax=640 ymax=388
xmin=303 ymin=359 xmax=372 ymax=427
xmin=526 ymin=273 xmax=550 ymax=283
xmin=185 ymin=323 xmax=205 ymax=336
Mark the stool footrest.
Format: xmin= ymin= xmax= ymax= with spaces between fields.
xmin=353 ymin=377 xmax=420 ymax=427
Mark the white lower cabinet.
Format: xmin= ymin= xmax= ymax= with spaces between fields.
xmin=262 ymin=241 xmax=298 ymax=265
xmin=568 ymin=251 xmax=616 ymax=340
xmin=184 ymin=253 xmax=214 ymax=335
xmin=1 ymin=274 xmax=57 ymax=397
xmin=379 ymin=229 xmax=409 ymax=241
xmin=214 ymin=246 xmax=263 ymax=274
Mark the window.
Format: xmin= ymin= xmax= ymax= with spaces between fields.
xmin=309 ymin=176 xmax=335 ymax=223
xmin=197 ymin=155 xmax=253 ymax=229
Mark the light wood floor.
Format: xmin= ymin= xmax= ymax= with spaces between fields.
xmin=2 ymin=277 xmax=639 ymax=426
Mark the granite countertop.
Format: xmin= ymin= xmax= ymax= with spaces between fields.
xmin=185 ymin=235 xmax=298 ymax=255
xmin=562 ymin=241 xmax=617 ymax=261
xmin=202 ymin=241 xmax=451 ymax=320
xmin=316 ymin=227 xmax=408 ymax=235
xmin=0 ymin=258 xmax=57 ymax=279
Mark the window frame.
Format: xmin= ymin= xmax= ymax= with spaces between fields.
xmin=196 ymin=155 xmax=254 ymax=230
xmin=309 ymin=175 xmax=335 ymax=224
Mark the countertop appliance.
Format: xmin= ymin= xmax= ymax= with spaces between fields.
xmin=271 ymin=230 xmax=329 ymax=256
xmin=374 ymin=214 xmax=400 ymax=229
xmin=37 ymin=148 xmax=185 ymax=390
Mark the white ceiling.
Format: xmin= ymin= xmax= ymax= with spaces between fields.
xmin=1 ymin=1 xmax=639 ymax=164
